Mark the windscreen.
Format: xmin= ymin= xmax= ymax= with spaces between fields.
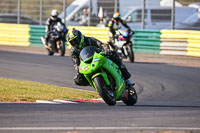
xmin=80 ymin=46 xmax=97 ymax=62
xmin=121 ymin=30 xmax=129 ymax=37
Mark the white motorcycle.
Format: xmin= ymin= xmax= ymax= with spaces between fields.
xmin=111 ymin=30 xmax=135 ymax=63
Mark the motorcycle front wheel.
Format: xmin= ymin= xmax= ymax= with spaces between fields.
xmin=124 ymin=44 xmax=134 ymax=63
xmin=59 ymin=40 xmax=65 ymax=56
xmin=93 ymin=76 xmax=116 ymax=106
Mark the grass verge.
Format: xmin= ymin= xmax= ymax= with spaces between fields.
xmin=0 ymin=78 xmax=100 ymax=102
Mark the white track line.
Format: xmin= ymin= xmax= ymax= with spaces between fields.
xmin=53 ymin=99 xmax=78 ymax=104
xmin=35 ymin=100 xmax=60 ymax=104
xmin=92 ymin=98 xmax=122 ymax=103
xmin=0 ymin=127 xmax=200 ymax=130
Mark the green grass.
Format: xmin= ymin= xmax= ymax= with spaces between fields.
xmin=0 ymin=78 xmax=99 ymax=102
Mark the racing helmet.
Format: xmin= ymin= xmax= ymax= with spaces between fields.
xmin=51 ymin=9 xmax=58 ymax=20
xmin=113 ymin=12 xmax=121 ymax=22
xmin=67 ymin=30 xmax=84 ymax=48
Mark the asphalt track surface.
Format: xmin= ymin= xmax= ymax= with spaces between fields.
xmin=0 ymin=48 xmax=200 ymax=133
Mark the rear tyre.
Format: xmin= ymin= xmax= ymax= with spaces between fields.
xmin=60 ymin=40 xmax=65 ymax=56
xmin=93 ymin=76 xmax=116 ymax=106
xmin=122 ymin=86 xmax=137 ymax=106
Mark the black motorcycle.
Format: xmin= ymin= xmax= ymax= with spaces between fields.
xmin=110 ymin=30 xmax=135 ymax=63
xmin=41 ymin=23 xmax=66 ymax=56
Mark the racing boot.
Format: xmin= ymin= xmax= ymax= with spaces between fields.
xmin=125 ymin=79 xmax=135 ymax=88
xmin=119 ymin=64 xmax=131 ymax=80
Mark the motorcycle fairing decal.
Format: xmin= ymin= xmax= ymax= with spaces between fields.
xmin=84 ymin=66 xmax=89 ymax=71
xmin=94 ymin=58 xmax=100 ymax=62
xmin=79 ymin=66 xmax=82 ymax=70
xmin=118 ymin=36 xmax=126 ymax=41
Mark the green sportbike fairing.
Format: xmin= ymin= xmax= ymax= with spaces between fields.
xmin=79 ymin=46 xmax=137 ymax=106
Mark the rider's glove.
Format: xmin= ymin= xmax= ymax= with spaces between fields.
xmin=104 ymin=48 xmax=113 ymax=56
xmin=102 ymin=44 xmax=109 ymax=51
xmin=128 ymin=28 xmax=132 ymax=33
xmin=128 ymin=28 xmax=135 ymax=35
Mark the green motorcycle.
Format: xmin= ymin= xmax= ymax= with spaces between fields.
xmin=79 ymin=46 xmax=137 ymax=106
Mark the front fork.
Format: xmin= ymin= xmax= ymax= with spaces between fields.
xmin=85 ymin=72 xmax=111 ymax=92
xmin=122 ymin=42 xmax=132 ymax=57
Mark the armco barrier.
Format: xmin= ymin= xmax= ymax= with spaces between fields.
xmin=0 ymin=23 xmax=30 ymax=46
xmin=132 ymin=30 xmax=161 ymax=54
xmin=187 ymin=30 xmax=200 ymax=57
xmin=160 ymin=30 xmax=200 ymax=57
xmin=29 ymin=25 xmax=45 ymax=47
xmin=29 ymin=25 xmax=109 ymax=48
xmin=67 ymin=26 xmax=109 ymax=43
xmin=160 ymin=30 xmax=188 ymax=55
xmin=1 ymin=23 xmax=200 ymax=58
xmin=0 ymin=23 xmax=109 ymax=48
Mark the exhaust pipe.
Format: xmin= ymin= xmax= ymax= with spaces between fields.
xmin=41 ymin=36 xmax=51 ymax=50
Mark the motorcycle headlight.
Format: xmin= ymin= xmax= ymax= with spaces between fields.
xmin=56 ymin=25 xmax=64 ymax=32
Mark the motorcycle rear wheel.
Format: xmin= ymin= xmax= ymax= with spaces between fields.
xmin=122 ymin=86 xmax=137 ymax=106
xmin=93 ymin=76 xmax=116 ymax=106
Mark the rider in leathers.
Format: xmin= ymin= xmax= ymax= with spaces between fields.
xmin=44 ymin=9 xmax=67 ymax=46
xmin=67 ymin=30 xmax=131 ymax=86
xmin=108 ymin=12 xmax=132 ymax=49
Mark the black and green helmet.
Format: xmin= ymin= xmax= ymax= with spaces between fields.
xmin=67 ymin=30 xmax=84 ymax=49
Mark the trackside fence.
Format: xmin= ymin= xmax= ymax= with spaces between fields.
xmin=1 ymin=23 xmax=200 ymax=57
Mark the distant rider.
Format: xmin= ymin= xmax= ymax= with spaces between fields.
xmin=67 ymin=30 xmax=131 ymax=86
xmin=43 ymin=9 xmax=67 ymax=46
xmin=108 ymin=12 xmax=133 ymax=49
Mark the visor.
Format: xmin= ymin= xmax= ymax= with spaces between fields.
xmin=69 ymin=35 xmax=81 ymax=48
xmin=114 ymin=17 xmax=120 ymax=21
xmin=69 ymin=39 xmax=78 ymax=47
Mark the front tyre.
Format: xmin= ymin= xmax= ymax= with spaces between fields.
xmin=59 ymin=40 xmax=65 ymax=56
xmin=93 ymin=76 xmax=116 ymax=106
xmin=124 ymin=44 xmax=134 ymax=63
